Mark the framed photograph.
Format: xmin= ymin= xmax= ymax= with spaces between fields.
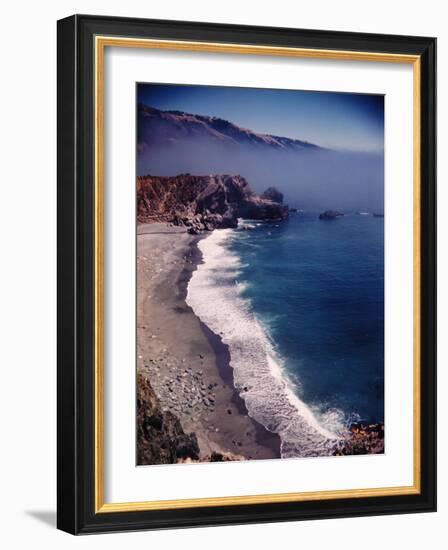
xmin=57 ymin=15 xmax=436 ymax=534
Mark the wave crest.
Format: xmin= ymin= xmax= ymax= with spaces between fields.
xmin=186 ymin=229 xmax=344 ymax=458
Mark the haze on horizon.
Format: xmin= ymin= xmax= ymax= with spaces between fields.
xmin=137 ymin=83 xmax=384 ymax=211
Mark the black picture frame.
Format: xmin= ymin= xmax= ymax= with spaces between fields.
xmin=57 ymin=14 xmax=436 ymax=534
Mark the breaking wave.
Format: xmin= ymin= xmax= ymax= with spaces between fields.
xmin=186 ymin=229 xmax=346 ymax=458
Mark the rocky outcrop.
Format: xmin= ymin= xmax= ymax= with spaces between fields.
xmin=261 ymin=186 xmax=284 ymax=204
xmin=137 ymin=173 xmax=289 ymax=229
xmin=137 ymin=373 xmax=244 ymax=464
xmin=137 ymin=373 xmax=200 ymax=465
xmin=319 ymin=210 xmax=344 ymax=220
xmin=333 ymin=423 xmax=384 ymax=456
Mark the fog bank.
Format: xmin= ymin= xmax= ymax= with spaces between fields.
xmin=138 ymin=141 xmax=384 ymax=212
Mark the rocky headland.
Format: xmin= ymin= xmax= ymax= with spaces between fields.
xmin=137 ymin=173 xmax=288 ymax=233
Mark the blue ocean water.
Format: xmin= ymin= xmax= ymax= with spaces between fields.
xmin=231 ymin=212 xmax=384 ymax=425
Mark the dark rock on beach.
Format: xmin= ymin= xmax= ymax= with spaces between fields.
xmin=319 ymin=210 xmax=344 ymax=220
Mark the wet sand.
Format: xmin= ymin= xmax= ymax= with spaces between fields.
xmin=137 ymin=222 xmax=280 ymax=461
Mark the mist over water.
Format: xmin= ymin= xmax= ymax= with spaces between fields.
xmin=138 ymin=141 xmax=384 ymax=212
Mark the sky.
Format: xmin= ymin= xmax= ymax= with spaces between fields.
xmin=137 ymin=83 xmax=384 ymax=153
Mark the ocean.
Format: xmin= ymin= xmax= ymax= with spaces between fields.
xmin=186 ymin=212 xmax=384 ymax=458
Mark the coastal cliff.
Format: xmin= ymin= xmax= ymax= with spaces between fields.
xmin=137 ymin=373 xmax=200 ymax=465
xmin=137 ymin=174 xmax=288 ymax=230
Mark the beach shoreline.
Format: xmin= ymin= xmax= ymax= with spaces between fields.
xmin=137 ymin=222 xmax=281 ymax=463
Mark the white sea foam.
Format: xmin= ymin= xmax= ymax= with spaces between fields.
xmin=237 ymin=219 xmax=257 ymax=229
xmin=186 ymin=229 xmax=345 ymax=458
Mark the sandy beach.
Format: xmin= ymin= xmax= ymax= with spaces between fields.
xmin=137 ymin=223 xmax=280 ymax=462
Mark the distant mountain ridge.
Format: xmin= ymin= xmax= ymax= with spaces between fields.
xmin=138 ymin=104 xmax=321 ymax=152
xmin=137 ymin=104 xmax=384 ymax=212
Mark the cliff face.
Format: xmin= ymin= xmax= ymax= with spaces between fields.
xmin=137 ymin=373 xmax=200 ymax=465
xmin=137 ymin=174 xmax=288 ymax=229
